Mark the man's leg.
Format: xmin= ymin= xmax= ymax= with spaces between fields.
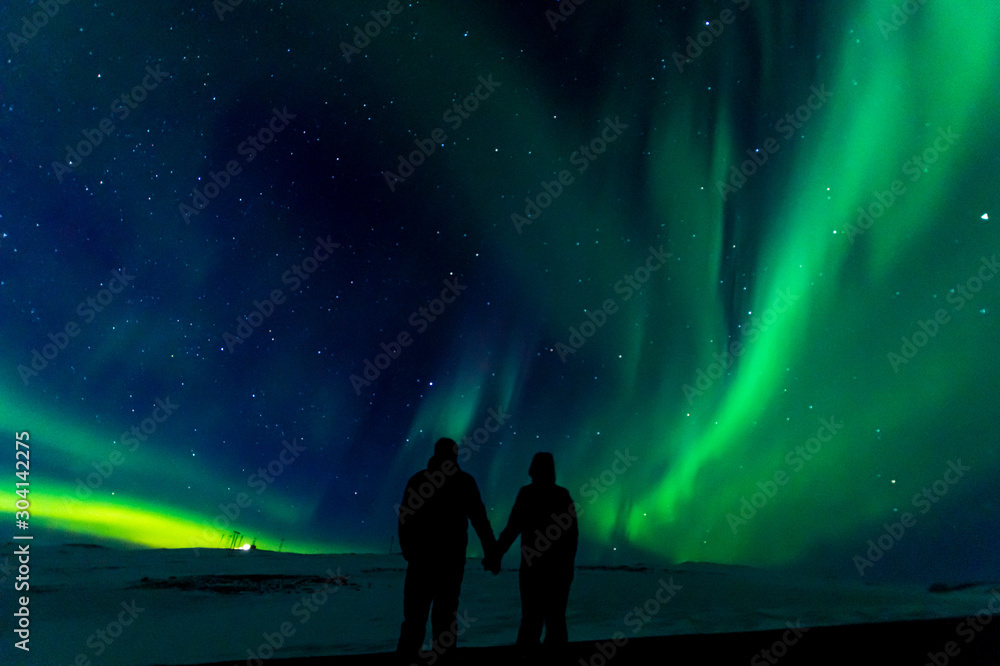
xmin=398 ymin=561 xmax=433 ymax=658
xmin=430 ymin=560 xmax=465 ymax=661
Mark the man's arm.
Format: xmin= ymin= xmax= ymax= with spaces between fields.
xmin=465 ymin=475 xmax=497 ymax=554
xmin=397 ymin=479 xmax=415 ymax=561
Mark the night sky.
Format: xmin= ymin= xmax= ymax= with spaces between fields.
xmin=3 ymin=0 xmax=999 ymax=582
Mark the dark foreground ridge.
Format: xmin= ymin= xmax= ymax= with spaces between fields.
xmin=179 ymin=615 xmax=1000 ymax=666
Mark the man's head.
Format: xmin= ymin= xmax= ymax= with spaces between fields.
xmin=433 ymin=437 xmax=459 ymax=461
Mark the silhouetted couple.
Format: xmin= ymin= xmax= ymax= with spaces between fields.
xmin=396 ymin=438 xmax=578 ymax=664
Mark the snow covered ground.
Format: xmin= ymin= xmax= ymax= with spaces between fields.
xmin=5 ymin=542 xmax=998 ymax=665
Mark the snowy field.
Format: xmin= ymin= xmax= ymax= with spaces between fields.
xmin=6 ymin=543 xmax=999 ymax=666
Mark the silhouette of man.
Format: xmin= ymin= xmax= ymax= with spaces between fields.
xmin=485 ymin=452 xmax=578 ymax=653
xmin=396 ymin=437 xmax=496 ymax=663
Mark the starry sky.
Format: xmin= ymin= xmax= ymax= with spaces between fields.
xmin=2 ymin=0 xmax=999 ymax=582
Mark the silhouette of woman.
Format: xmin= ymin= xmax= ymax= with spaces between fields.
xmin=487 ymin=452 xmax=578 ymax=652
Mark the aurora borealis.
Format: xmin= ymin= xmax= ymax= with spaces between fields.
xmin=2 ymin=0 xmax=999 ymax=582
